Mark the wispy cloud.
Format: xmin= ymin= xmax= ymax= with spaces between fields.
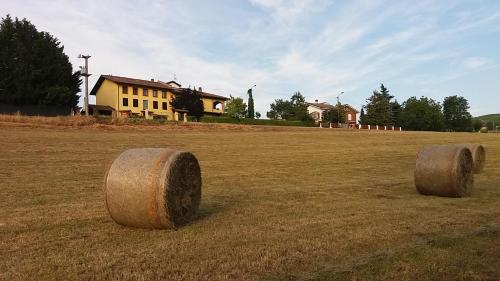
xmin=463 ymin=57 xmax=489 ymax=69
xmin=3 ymin=0 xmax=500 ymax=115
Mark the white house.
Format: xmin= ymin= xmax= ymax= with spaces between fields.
xmin=307 ymin=101 xmax=335 ymax=122
xmin=307 ymin=100 xmax=359 ymax=126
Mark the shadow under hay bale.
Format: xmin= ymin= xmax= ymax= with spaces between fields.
xmin=415 ymin=145 xmax=474 ymax=197
xmin=104 ymin=148 xmax=201 ymax=229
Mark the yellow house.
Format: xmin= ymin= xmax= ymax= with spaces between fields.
xmin=89 ymin=75 xmax=228 ymax=120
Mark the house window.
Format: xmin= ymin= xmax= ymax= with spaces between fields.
xmin=133 ymin=87 xmax=138 ymax=95
xmin=153 ymin=89 xmax=158 ymax=97
xmin=153 ymin=101 xmax=158 ymax=109
xmin=122 ymin=98 xmax=128 ymax=106
xmin=348 ymin=113 xmax=352 ymax=121
xmin=161 ymin=90 xmax=167 ymax=98
xmin=143 ymin=100 xmax=148 ymax=110
xmin=143 ymin=88 xmax=148 ymax=96
xmin=162 ymin=102 xmax=167 ymax=110
xmin=133 ymin=99 xmax=138 ymax=107
xmin=122 ymin=86 xmax=128 ymax=94
xmin=213 ymin=101 xmax=222 ymax=110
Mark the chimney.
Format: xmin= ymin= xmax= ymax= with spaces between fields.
xmin=150 ymin=79 xmax=154 ymax=82
xmin=198 ymin=87 xmax=202 ymax=92
xmin=315 ymin=99 xmax=318 ymax=103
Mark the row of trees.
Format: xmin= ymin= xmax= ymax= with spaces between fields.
xmin=225 ymin=95 xmax=261 ymax=119
xmin=0 ymin=15 xmax=81 ymax=107
xmin=360 ymin=84 xmax=474 ymax=131
xmin=266 ymin=92 xmax=312 ymax=121
xmin=226 ymin=91 xmax=315 ymax=122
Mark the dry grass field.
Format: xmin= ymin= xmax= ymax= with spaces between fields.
xmin=1 ymin=121 xmax=499 ymax=281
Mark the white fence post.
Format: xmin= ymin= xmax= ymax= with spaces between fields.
xmin=376 ymin=125 xmax=379 ymax=130
xmin=368 ymin=125 xmax=371 ymax=130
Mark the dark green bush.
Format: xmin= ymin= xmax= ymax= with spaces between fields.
xmin=199 ymin=116 xmax=315 ymax=127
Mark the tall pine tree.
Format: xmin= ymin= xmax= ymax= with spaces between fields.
xmin=362 ymin=83 xmax=395 ymax=126
xmin=359 ymin=108 xmax=365 ymax=124
xmin=247 ymin=87 xmax=254 ymax=119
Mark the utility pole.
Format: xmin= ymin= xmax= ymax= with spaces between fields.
xmin=336 ymin=91 xmax=344 ymax=128
xmin=78 ymin=54 xmax=91 ymax=116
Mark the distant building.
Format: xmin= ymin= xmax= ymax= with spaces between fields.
xmin=89 ymin=75 xmax=228 ymax=120
xmin=307 ymin=100 xmax=359 ymax=126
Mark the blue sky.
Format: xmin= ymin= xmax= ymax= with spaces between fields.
xmin=3 ymin=0 xmax=500 ymax=116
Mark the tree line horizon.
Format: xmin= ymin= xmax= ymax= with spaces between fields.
xmin=0 ymin=15 xmax=486 ymax=132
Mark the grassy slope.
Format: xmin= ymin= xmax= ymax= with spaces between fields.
xmin=475 ymin=114 xmax=500 ymax=123
xmin=0 ymin=124 xmax=499 ymax=281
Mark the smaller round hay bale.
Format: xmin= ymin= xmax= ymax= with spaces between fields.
xmin=479 ymin=127 xmax=488 ymax=133
xmin=467 ymin=144 xmax=486 ymax=173
xmin=415 ymin=145 xmax=474 ymax=197
xmin=104 ymin=148 xmax=202 ymax=229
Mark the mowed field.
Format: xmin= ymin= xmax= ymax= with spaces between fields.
xmin=1 ymin=122 xmax=499 ymax=281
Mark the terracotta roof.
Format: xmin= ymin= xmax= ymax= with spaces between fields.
xmin=343 ymin=104 xmax=359 ymax=113
xmin=308 ymin=102 xmax=335 ymax=110
xmin=197 ymin=90 xmax=229 ymax=100
xmin=165 ymin=80 xmax=181 ymax=87
xmin=167 ymin=87 xmax=229 ymax=100
xmin=308 ymin=102 xmax=359 ymax=113
xmin=90 ymin=75 xmax=228 ymax=100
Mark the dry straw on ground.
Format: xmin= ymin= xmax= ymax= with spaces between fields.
xmin=104 ymin=148 xmax=202 ymax=229
xmin=415 ymin=145 xmax=474 ymax=197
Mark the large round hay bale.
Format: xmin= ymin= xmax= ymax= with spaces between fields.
xmin=104 ymin=148 xmax=202 ymax=229
xmin=467 ymin=144 xmax=486 ymax=173
xmin=415 ymin=145 xmax=474 ymax=197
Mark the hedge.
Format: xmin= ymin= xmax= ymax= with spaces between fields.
xmin=197 ymin=116 xmax=315 ymax=127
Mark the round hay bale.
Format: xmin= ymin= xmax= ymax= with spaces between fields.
xmin=104 ymin=148 xmax=201 ymax=229
xmin=467 ymin=144 xmax=486 ymax=173
xmin=415 ymin=145 xmax=474 ymax=197
xmin=479 ymin=127 xmax=488 ymax=133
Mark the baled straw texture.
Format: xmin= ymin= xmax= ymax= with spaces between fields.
xmin=415 ymin=145 xmax=474 ymax=197
xmin=468 ymin=144 xmax=486 ymax=174
xmin=104 ymin=148 xmax=201 ymax=229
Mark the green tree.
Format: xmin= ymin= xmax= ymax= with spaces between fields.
xmin=170 ymin=88 xmax=204 ymax=121
xmin=400 ymin=96 xmax=444 ymax=131
xmin=255 ymin=111 xmax=261 ymax=119
xmin=322 ymin=103 xmax=345 ymax=124
xmin=391 ymin=100 xmax=402 ymax=127
xmin=472 ymin=119 xmax=485 ymax=132
xmin=267 ymin=99 xmax=292 ymax=119
xmin=442 ymin=95 xmax=472 ymax=132
xmin=267 ymin=91 xmax=312 ymax=121
xmin=362 ymin=84 xmax=394 ymax=126
xmin=225 ymin=95 xmax=247 ymax=119
xmin=247 ymin=88 xmax=254 ymax=119
xmin=359 ymin=108 xmax=365 ymax=124
xmin=0 ymin=15 xmax=81 ymax=107
xmin=289 ymin=92 xmax=312 ymax=121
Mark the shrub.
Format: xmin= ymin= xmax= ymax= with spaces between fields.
xmin=199 ymin=116 xmax=314 ymax=127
